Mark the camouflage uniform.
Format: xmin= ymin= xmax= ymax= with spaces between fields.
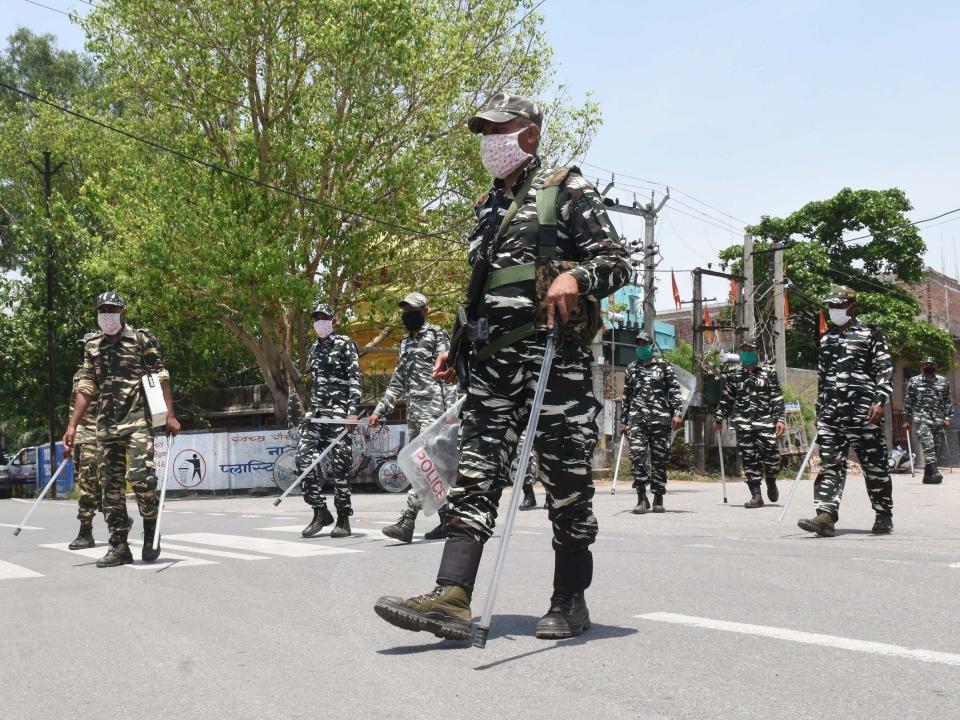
xmin=814 ymin=320 xmax=893 ymax=519
xmin=69 ymin=367 xmax=102 ymax=524
xmin=297 ymin=332 xmax=362 ymax=516
xmin=375 ymin=322 xmax=456 ymax=513
xmin=440 ymin=155 xmax=629 ymax=585
xmin=905 ymin=371 xmax=951 ymax=467
xmin=76 ymin=325 xmax=169 ymax=535
xmin=621 ymin=356 xmax=683 ymax=495
xmin=715 ymin=363 xmax=785 ymax=495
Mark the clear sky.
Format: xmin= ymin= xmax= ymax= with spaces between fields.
xmin=6 ymin=0 xmax=960 ymax=308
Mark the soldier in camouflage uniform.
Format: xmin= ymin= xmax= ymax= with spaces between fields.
xmin=713 ymin=337 xmax=785 ymax=509
xmin=620 ymin=331 xmax=684 ymax=514
xmin=904 ymin=356 xmax=952 ymax=484
xmin=297 ymin=302 xmax=362 ymax=539
xmin=63 ymin=292 xmax=181 ymax=567
xmin=67 ymin=332 xmax=103 ymax=550
xmin=798 ymin=286 xmax=894 ymax=537
xmin=375 ymin=292 xmax=457 ymax=543
xmin=375 ymin=94 xmax=631 ymax=641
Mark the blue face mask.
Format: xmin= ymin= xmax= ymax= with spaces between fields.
xmin=740 ymin=350 xmax=758 ymax=366
xmin=635 ymin=345 xmax=653 ymax=360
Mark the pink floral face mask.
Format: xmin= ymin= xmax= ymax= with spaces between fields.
xmin=480 ymin=129 xmax=532 ymax=179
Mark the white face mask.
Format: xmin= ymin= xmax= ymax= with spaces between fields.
xmin=313 ymin=319 xmax=333 ymax=338
xmin=480 ymin=129 xmax=532 ymax=179
xmin=828 ymin=308 xmax=850 ymax=326
xmin=97 ymin=312 xmax=122 ymax=336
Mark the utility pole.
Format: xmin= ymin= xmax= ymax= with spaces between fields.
xmin=773 ymin=243 xmax=787 ymax=384
xmin=29 ymin=151 xmax=65 ymax=499
xmin=603 ymin=189 xmax=669 ymax=337
xmin=691 ymin=269 xmax=705 ymax=474
xmin=743 ymin=233 xmax=755 ymax=337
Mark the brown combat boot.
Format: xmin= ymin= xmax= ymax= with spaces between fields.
xmin=797 ymin=512 xmax=836 ymax=537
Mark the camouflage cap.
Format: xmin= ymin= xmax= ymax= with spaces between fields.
xmin=311 ymin=302 xmax=333 ymax=317
xmin=95 ymin=291 xmax=125 ymax=309
xmin=467 ymin=93 xmax=543 ymax=133
xmin=398 ymin=291 xmax=429 ymax=309
xmin=922 ymin=356 xmax=937 ymax=366
xmin=635 ymin=330 xmax=653 ymax=343
xmin=740 ymin=336 xmax=759 ymax=349
xmin=825 ymin=285 xmax=857 ymax=305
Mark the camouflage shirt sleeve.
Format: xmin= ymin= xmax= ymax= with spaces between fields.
xmin=139 ymin=330 xmax=171 ymax=384
xmin=345 ymin=341 xmax=362 ymax=416
xmin=374 ymin=339 xmax=408 ymax=418
xmin=75 ymin=343 xmax=99 ymax=398
xmin=770 ymin=369 xmax=786 ymax=424
xmin=556 ymin=172 xmax=632 ymax=298
xmin=622 ymin=362 xmax=636 ymax=426
xmin=715 ymin=373 xmax=735 ymax=422
xmin=664 ymin=362 xmax=683 ymax=416
xmin=942 ymin=378 xmax=953 ymax=423
xmin=868 ymin=328 xmax=893 ymax=407
xmin=904 ymin=377 xmax=916 ymax=420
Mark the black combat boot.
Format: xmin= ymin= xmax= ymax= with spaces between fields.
xmin=382 ymin=509 xmax=416 ymax=543
xmin=302 ymin=506 xmax=334 ymax=538
xmin=68 ymin=521 xmax=95 ymax=550
xmin=871 ymin=513 xmax=893 ymax=534
xmin=423 ymin=506 xmax=452 ymax=540
xmin=652 ymin=492 xmax=665 ymax=513
xmin=797 ymin=512 xmax=836 ymax=537
xmin=374 ymin=538 xmax=483 ymax=640
xmin=632 ymin=488 xmax=651 ymax=514
xmin=765 ymin=477 xmax=780 ymax=502
xmin=519 ymin=487 xmax=537 ymax=510
xmin=923 ymin=464 xmax=943 ymax=484
xmin=142 ymin=518 xmax=161 ymax=562
xmin=96 ymin=532 xmax=133 ymax=568
xmin=536 ymin=549 xmax=592 ymax=639
xmin=330 ymin=513 xmax=352 ymax=538
xmin=744 ymin=492 xmax=764 ymax=509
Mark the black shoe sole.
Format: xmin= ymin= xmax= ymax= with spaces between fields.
xmin=422 ymin=526 xmax=448 ymax=540
xmin=330 ymin=529 xmax=351 ymax=538
xmin=96 ymin=556 xmax=133 ymax=568
xmin=652 ymin=506 xmax=665 ymax=514
xmin=871 ymin=527 xmax=893 ymax=535
xmin=922 ymin=479 xmax=943 ymax=484
xmin=373 ymin=598 xmax=471 ymax=641
xmin=797 ymin=518 xmax=835 ymax=537
xmin=535 ymin=616 xmax=592 ymax=640
xmin=744 ymin=503 xmax=764 ymax=509
xmin=68 ymin=540 xmax=95 ymax=550
xmin=381 ymin=527 xmax=414 ymax=543
xmin=632 ymin=506 xmax=651 ymax=514
xmin=519 ymin=504 xmax=537 ymax=511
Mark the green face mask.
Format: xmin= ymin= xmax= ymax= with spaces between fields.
xmin=635 ymin=345 xmax=653 ymax=361
xmin=740 ymin=350 xmax=758 ymax=366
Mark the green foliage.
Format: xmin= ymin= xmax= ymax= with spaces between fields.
xmin=663 ymin=340 xmax=693 ymax=372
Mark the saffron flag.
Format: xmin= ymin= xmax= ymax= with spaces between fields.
xmin=730 ymin=279 xmax=739 ymax=302
xmin=818 ymin=310 xmax=828 ymax=335
xmin=783 ymin=291 xmax=790 ymax=327
xmin=671 ymin=270 xmax=682 ymax=309
xmin=703 ymin=305 xmax=713 ymax=343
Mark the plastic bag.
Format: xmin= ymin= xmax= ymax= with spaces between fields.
xmin=397 ymin=397 xmax=464 ymax=516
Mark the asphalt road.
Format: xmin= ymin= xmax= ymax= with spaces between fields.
xmin=1 ymin=472 xmax=958 ymax=720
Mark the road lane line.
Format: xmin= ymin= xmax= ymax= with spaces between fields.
xmin=128 ymin=539 xmax=268 ymax=561
xmin=0 ymin=559 xmax=44 ymax=579
xmin=166 ymin=533 xmax=362 ymax=557
xmin=636 ymin=612 xmax=960 ymax=667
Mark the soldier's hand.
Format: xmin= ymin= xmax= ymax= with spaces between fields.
xmin=346 ymin=414 xmax=359 ymax=424
xmin=775 ymin=420 xmax=785 ymax=437
xmin=368 ymin=413 xmax=381 ymax=428
xmin=61 ymin=426 xmax=76 ymax=457
xmin=713 ymin=420 xmax=723 ymax=432
xmin=865 ymin=403 xmax=883 ymax=425
xmin=619 ymin=424 xmax=628 ymax=434
xmin=166 ymin=416 xmax=181 ymax=436
xmin=433 ymin=350 xmax=457 ymax=384
xmin=545 ymin=272 xmax=580 ymax=329
xmin=945 ymin=419 xmax=951 ymax=428
xmin=902 ymin=421 xmax=911 ymax=430
xmin=672 ymin=416 xmax=684 ymax=430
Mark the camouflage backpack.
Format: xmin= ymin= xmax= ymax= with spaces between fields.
xmin=475 ymin=165 xmax=601 ymax=360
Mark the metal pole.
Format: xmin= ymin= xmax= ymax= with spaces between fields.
xmin=717 ymin=428 xmax=727 ymax=503
xmin=473 ymin=330 xmax=558 ymax=649
xmin=773 ymin=244 xmax=787 ymax=385
xmin=692 ymin=269 xmax=705 ymax=474
xmin=778 ymin=430 xmax=819 ymax=522
xmin=643 ymin=212 xmax=656 ymax=338
xmin=13 ymin=458 xmax=69 ymax=535
xmin=610 ymin=433 xmax=627 ymax=495
xmin=743 ymin=233 xmax=755 ymax=337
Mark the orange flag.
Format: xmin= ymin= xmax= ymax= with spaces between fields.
xmin=730 ymin=278 xmax=739 ymax=302
xmin=818 ymin=310 xmax=828 ymax=335
xmin=783 ymin=291 xmax=790 ymax=327
xmin=703 ymin=305 xmax=713 ymax=343
xmin=671 ymin=270 xmax=682 ymax=309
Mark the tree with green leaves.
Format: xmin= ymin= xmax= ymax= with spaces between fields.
xmin=74 ymin=0 xmax=601 ymax=421
xmin=720 ymin=187 xmax=952 ymax=369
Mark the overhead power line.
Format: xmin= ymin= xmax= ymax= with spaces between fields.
xmin=843 ymin=207 xmax=960 ymax=244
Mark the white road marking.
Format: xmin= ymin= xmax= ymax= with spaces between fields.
xmin=241 ymin=514 xmax=261 ymax=518
xmin=258 ymin=524 xmax=425 ymax=539
xmin=41 ymin=543 xmax=216 ymax=569
xmin=174 ymin=511 xmax=196 ymax=514
xmin=512 ymin=530 xmax=542 ymax=535
xmin=204 ymin=513 xmax=227 ymax=516
xmin=950 ymin=562 xmax=960 ymax=568
xmin=166 ymin=533 xmax=361 ymax=557
xmin=0 ymin=522 xmax=42 ymax=530
xmin=128 ymin=540 xmax=268 ymax=561
xmin=686 ymin=544 xmax=718 ymax=549
xmin=637 ymin=612 xmax=960 ymax=667
xmin=0 ymin=559 xmax=44 ymax=580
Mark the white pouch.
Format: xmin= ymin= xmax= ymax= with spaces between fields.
xmin=397 ymin=397 xmax=464 ymax=516
xmin=141 ymin=373 xmax=167 ymax=428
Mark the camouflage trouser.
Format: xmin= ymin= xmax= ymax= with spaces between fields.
xmin=447 ymin=340 xmax=600 ymax=551
xmin=99 ymin=427 xmax=158 ymax=535
xmin=628 ymin=422 xmax=672 ymax=494
xmin=815 ymin=423 xmax=892 ymax=519
xmin=735 ymin=426 xmax=780 ymax=492
xmin=914 ymin=420 xmax=946 ymax=467
xmin=74 ymin=442 xmax=102 ymax=524
xmin=296 ymin=420 xmax=353 ymax=515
